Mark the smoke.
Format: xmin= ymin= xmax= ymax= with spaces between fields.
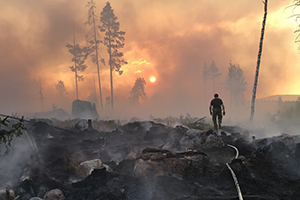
xmin=0 ymin=0 xmax=298 ymax=122
xmin=0 ymin=134 xmax=35 ymax=188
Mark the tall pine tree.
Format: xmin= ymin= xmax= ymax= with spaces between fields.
xmin=66 ymin=25 xmax=91 ymax=100
xmin=86 ymin=0 xmax=104 ymax=111
xmin=100 ymin=2 xmax=127 ymax=110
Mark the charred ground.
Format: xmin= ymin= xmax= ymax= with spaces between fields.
xmin=1 ymin=117 xmax=300 ymax=200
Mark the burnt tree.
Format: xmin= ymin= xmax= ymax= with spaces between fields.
xmin=250 ymin=0 xmax=268 ymax=121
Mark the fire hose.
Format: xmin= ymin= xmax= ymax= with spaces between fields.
xmin=226 ymin=144 xmax=244 ymax=200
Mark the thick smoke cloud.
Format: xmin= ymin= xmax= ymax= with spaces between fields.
xmin=0 ymin=0 xmax=298 ymax=119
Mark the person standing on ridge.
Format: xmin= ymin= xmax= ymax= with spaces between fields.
xmin=209 ymin=93 xmax=225 ymax=129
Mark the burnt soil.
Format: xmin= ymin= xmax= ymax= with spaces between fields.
xmin=1 ymin=120 xmax=300 ymax=200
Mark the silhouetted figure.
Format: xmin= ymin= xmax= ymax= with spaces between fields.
xmin=209 ymin=93 xmax=225 ymax=129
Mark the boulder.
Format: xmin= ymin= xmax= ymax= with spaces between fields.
xmin=0 ymin=190 xmax=15 ymax=200
xmin=72 ymin=99 xmax=99 ymax=119
xmin=43 ymin=189 xmax=65 ymax=200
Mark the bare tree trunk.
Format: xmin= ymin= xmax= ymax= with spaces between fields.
xmin=92 ymin=8 xmax=103 ymax=111
xmin=110 ymin=61 xmax=113 ymax=110
xmin=250 ymin=0 xmax=268 ymax=121
xmin=108 ymin=34 xmax=113 ymax=110
xmin=73 ymin=25 xmax=79 ymax=100
xmin=75 ymin=67 xmax=78 ymax=99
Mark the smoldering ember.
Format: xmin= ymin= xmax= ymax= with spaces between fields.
xmin=1 ymin=115 xmax=300 ymax=200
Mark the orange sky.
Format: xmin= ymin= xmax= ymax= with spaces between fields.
xmin=0 ymin=0 xmax=299 ymax=119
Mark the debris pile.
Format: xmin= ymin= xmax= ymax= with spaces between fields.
xmin=1 ymin=120 xmax=300 ymax=200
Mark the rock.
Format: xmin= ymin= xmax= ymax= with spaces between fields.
xmin=171 ymin=173 xmax=183 ymax=180
xmin=202 ymin=131 xmax=224 ymax=149
xmin=180 ymin=129 xmax=224 ymax=150
xmin=134 ymin=148 xmax=208 ymax=178
xmin=0 ymin=190 xmax=15 ymax=200
xmin=101 ymin=164 xmax=113 ymax=172
xmin=37 ymin=186 xmax=49 ymax=198
xmin=43 ymin=189 xmax=65 ymax=200
xmin=29 ymin=198 xmax=43 ymax=200
xmin=126 ymin=147 xmax=140 ymax=159
xmin=72 ymin=99 xmax=99 ymax=119
xmin=179 ymin=129 xmax=204 ymax=150
xmin=78 ymin=159 xmax=102 ymax=178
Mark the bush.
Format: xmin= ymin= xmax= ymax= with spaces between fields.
xmin=0 ymin=116 xmax=26 ymax=154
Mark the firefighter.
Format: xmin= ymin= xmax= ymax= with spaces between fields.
xmin=209 ymin=93 xmax=225 ymax=129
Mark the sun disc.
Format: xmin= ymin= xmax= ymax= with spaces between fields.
xmin=150 ymin=76 xmax=156 ymax=83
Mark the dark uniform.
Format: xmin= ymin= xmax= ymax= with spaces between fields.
xmin=209 ymin=94 xmax=225 ymax=129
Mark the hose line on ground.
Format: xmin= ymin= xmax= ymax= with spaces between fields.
xmin=226 ymin=163 xmax=244 ymax=200
xmin=226 ymin=144 xmax=244 ymax=200
xmin=227 ymin=144 xmax=239 ymax=159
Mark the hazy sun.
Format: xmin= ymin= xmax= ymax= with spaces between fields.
xmin=150 ymin=76 xmax=156 ymax=83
